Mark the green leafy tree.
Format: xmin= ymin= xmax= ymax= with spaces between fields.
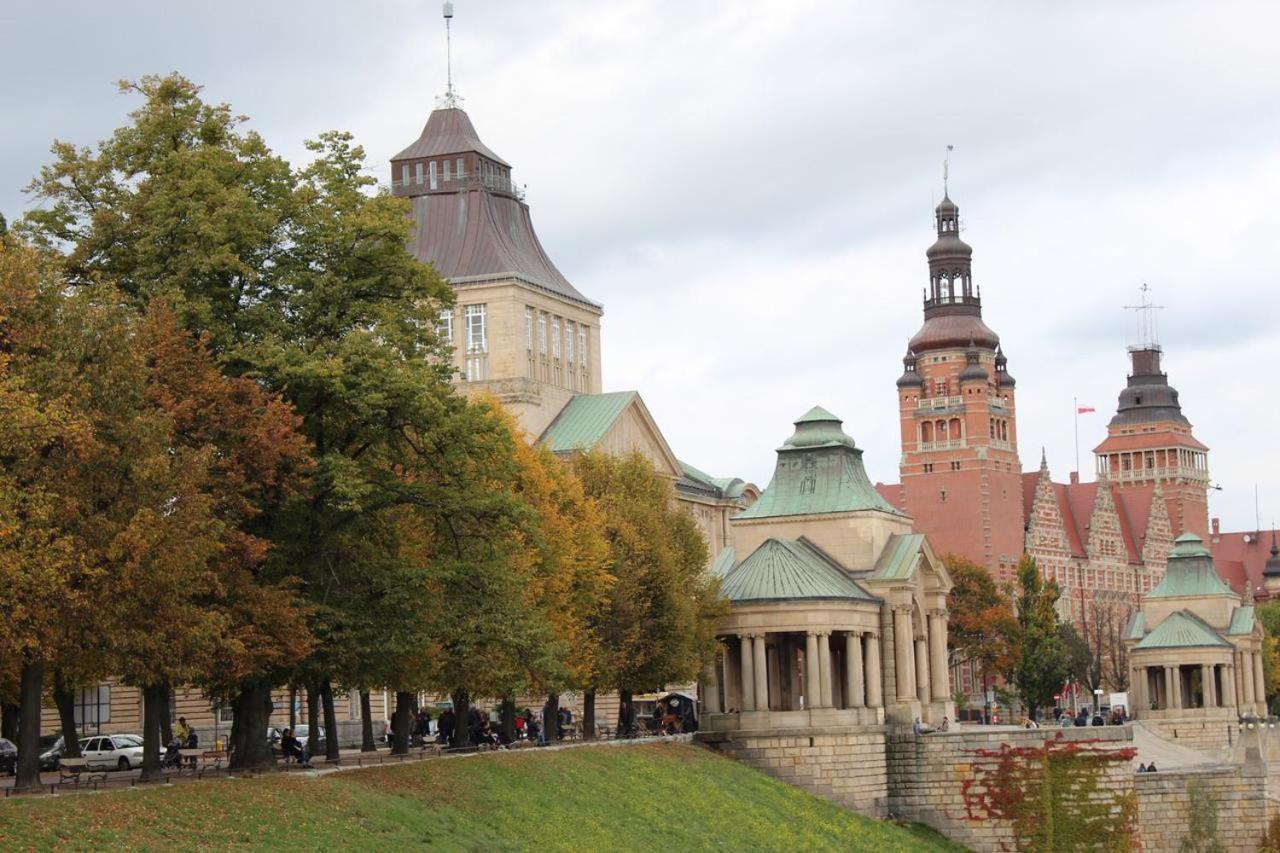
xmin=20 ymin=75 xmax=474 ymax=767
xmin=943 ymin=555 xmax=1018 ymax=695
xmin=571 ymin=451 xmax=724 ymax=732
xmin=1010 ymin=555 xmax=1068 ymax=719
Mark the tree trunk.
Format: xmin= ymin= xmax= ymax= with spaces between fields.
xmin=52 ymin=673 xmax=80 ymax=758
xmin=359 ymin=691 xmax=376 ymax=752
xmin=306 ymin=683 xmax=320 ymax=757
xmin=546 ymin=692 xmax=560 ymax=742
xmin=320 ymin=679 xmax=340 ymax=762
xmin=618 ymin=689 xmax=634 ymax=736
xmin=583 ymin=691 xmax=597 ymax=741
xmin=288 ymin=685 xmax=297 ymax=730
xmin=392 ymin=691 xmax=413 ymax=755
xmin=140 ymin=684 xmax=166 ymax=782
xmin=0 ymin=703 xmax=17 ymax=742
xmin=228 ymin=680 xmax=276 ymax=770
xmin=160 ymin=687 xmax=173 ymax=747
xmin=15 ymin=660 xmax=44 ymax=791
xmin=452 ymin=689 xmax=471 ymax=749
xmin=500 ymin=695 xmax=516 ymax=743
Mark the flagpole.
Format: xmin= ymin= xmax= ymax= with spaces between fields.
xmin=1074 ymin=396 xmax=1080 ymax=479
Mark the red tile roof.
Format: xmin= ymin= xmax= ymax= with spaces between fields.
xmin=1211 ymin=528 xmax=1279 ymax=596
xmin=1022 ymin=472 xmax=1157 ymax=565
xmin=1093 ymin=431 xmax=1209 ymax=454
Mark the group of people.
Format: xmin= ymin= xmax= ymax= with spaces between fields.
xmin=161 ymin=716 xmax=201 ymax=769
xmin=379 ymin=701 xmax=575 ymax=750
xmin=1054 ymin=706 xmax=1127 ymax=727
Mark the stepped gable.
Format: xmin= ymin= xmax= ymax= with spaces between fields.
xmin=1021 ymin=466 xmax=1162 ymax=564
xmin=392 ymin=106 xmax=599 ymax=308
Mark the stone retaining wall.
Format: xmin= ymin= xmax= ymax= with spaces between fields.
xmin=696 ymin=727 xmax=887 ymax=817
xmin=1136 ymin=763 xmax=1272 ymax=852
xmin=1141 ymin=717 xmax=1238 ymax=750
xmin=886 ymin=726 xmax=1134 ymax=852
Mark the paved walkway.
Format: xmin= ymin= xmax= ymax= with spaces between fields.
xmin=1129 ymin=721 xmax=1221 ymax=770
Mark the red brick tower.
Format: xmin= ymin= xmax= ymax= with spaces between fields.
xmin=1092 ymin=342 xmax=1210 ymax=540
xmin=896 ymin=194 xmax=1025 ymax=581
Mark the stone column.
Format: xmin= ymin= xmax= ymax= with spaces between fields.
xmin=739 ymin=634 xmax=755 ymax=712
xmin=1242 ymin=651 xmax=1256 ymax=707
xmin=865 ymin=634 xmax=883 ymax=708
xmin=817 ymin=632 xmax=833 ymax=709
xmin=805 ymin=632 xmax=821 ymax=710
xmin=846 ymin=633 xmax=865 ymax=708
xmin=893 ymin=606 xmax=916 ymax=701
xmin=1201 ymin=663 xmax=1215 ymax=708
xmin=753 ymin=634 xmax=769 ymax=712
xmin=915 ymin=638 xmax=931 ymax=706
xmin=1169 ymin=665 xmax=1182 ymax=710
xmin=1224 ymin=664 xmax=1237 ymax=712
xmin=1132 ymin=667 xmax=1145 ymax=715
xmin=928 ymin=610 xmax=950 ymax=701
xmin=1254 ymin=651 xmax=1266 ymax=713
xmin=704 ymin=655 xmax=721 ymax=714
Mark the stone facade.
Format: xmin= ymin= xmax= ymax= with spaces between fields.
xmin=1136 ymin=763 xmax=1272 ymax=853
xmin=1138 ymin=718 xmax=1239 ymax=751
xmin=886 ymin=726 xmax=1134 ymax=851
xmin=699 ymin=727 xmax=888 ymax=816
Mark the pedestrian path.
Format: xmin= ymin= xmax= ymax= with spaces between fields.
xmin=1129 ymin=721 xmax=1219 ymax=770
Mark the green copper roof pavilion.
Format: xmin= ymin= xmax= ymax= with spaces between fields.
xmin=1135 ymin=610 xmax=1231 ymax=650
xmin=735 ymin=407 xmax=904 ymax=520
xmin=1147 ymin=532 xmax=1236 ymax=599
xmin=719 ymin=538 xmax=876 ymax=603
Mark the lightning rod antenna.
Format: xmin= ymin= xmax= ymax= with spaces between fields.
xmin=443 ymin=3 xmax=457 ymax=107
xmin=944 ymin=144 xmax=953 ymax=195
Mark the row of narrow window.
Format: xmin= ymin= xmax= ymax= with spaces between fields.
xmin=525 ymin=307 xmax=589 ymax=390
xmin=436 ymin=304 xmax=489 ymax=381
xmin=399 ymin=157 xmax=506 ymax=191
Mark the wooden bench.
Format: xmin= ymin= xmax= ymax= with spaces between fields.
xmin=196 ymin=750 xmax=228 ymax=777
xmin=59 ymin=757 xmax=108 ymax=787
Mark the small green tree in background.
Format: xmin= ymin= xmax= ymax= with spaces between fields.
xmin=1010 ymin=555 xmax=1068 ymax=719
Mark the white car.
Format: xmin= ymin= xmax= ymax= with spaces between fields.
xmin=79 ymin=734 xmax=148 ymax=771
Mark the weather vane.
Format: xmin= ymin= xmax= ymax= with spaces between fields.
xmin=1124 ymin=283 xmax=1164 ymax=351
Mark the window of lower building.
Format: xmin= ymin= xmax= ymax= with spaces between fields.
xmin=525 ymin=307 xmax=534 ymax=351
xmin=74 ymin=685 xmax=111 ymax=725
xmin=465 ymin=304 xmax=487 ymax=354
xmin=437 ymin=308 xmax=453 ymax=345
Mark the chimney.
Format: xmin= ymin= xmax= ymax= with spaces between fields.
xmin=1069 ymin=471 xmax=1080 ymax=485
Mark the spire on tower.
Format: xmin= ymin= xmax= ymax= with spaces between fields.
xmin=943 ymin=144 xmax=953 ymax=195
xmin=1124 ymin=283 xmax=1164 ymax=353
xmin=439 ymin=2 xmax=463 ymax=109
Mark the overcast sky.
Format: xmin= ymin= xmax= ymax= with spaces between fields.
xmin=3 ymin=1 xmax=1278 ymax=531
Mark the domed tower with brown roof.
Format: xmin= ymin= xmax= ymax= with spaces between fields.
xmin=894 ymin=193 xmax=1024 ymax=582
xmin=1091 ymin=294 xmax=1210 ymax=541
xmin=391 ymin=103 xmax=604 ymax=436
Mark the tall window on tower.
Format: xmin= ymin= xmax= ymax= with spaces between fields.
xmin=436 ymin=308 xmax=453 ymax=346
xmin=464 ymin=304 xmax=487 ymax=381
xmin=551 ymin=317 xmax=562 ymax=386
xmin=565 ymin=320 xmax=575 ymax=390
xmin=429 ymin=161 xmax=438 ymax=190
xmin=579 ymin=325 xmax=589 ymax=376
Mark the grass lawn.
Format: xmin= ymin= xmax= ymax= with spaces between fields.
xmin=0 ymin=741 xmax=968 ymax=851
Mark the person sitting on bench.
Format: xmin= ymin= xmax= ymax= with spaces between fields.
xmin=280 ymin=728 xmax=311 ymax=767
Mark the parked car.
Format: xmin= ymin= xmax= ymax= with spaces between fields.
xmin=79 ymin=734 xmax=151 ymax=771
xmin=39 ymin=736 xmax=67 ymax=771
xmin=294 ymin=725 xmax=326 ymax=753
xmin=0 ymin=738 xmax=16 ymax=775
